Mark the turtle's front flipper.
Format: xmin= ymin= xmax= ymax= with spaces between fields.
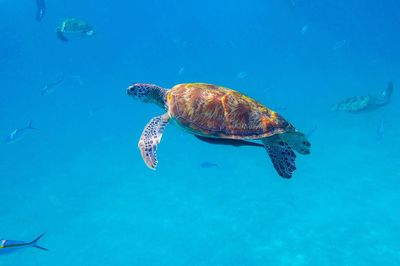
xmin=263 ymin=136 xmax=296 ymax=179
xmin=56 ymin=28 xmax=68 ymax=41
xmin=138 ymin=114 xmax=170 ymax=170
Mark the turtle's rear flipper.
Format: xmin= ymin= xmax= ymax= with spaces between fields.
xmin=138 ymin=114 xmax=170 ymax=170
xmin=56 ymin=28 xmax=68 ymax=41
xmin=280 ymin=131 xmax=311 ymax=155
xmin=263 ymin=136 xmax=296 ymax=179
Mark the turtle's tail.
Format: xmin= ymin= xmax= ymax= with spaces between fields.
xmin=381 ymin=81 xmax=393 ymax=101
xmin=56 ymin=28 xmax=68 ymax=42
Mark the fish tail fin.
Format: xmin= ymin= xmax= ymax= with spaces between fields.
xmin=56 ymin=28 xmax=68 ymax=42
xmin=33 ymin=244 xmax=49 ymax=251
xmin=30 ymin=233 xmax=48 ymax=251
xmin=27 ymin=120 xmax=36 ymax=130
xmin=382 ymin=81 xmax=393 ymax=101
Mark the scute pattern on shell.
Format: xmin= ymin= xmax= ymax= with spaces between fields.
xmin=331 ymin=96 xmax=371 ymax=112
xmin=62 ymin=18 xmax=93 ymax=34
xmin=167 ymin=83 xmax=292 ymax=139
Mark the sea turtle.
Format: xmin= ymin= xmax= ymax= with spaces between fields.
xmin=127 ymin=83 xmax=311 ymax=178
xmin=332 ymin=82 xmax=393 ymax=113
xmin=56 ymin=18 xmax=95 ymax=42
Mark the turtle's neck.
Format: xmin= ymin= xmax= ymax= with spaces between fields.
xmin=149 ymin=85 xmax=168 ymax=110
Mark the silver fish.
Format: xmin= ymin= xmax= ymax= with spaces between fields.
xmin=35 ymin=0 xmax=45 ymax=22
xmin=200 ymin=161 xmax=219 ymax=168
xmin=5 ymin=121 xmax=36 ymax=144
xmin=0 ymin=233 xmax=48 ymax=254
xmin=377 ymin=120 xmax=385 ymax=141
xmin=40 ymin=77 xmax=64 ymax=96
xmin=301 ymin=25 xmax=309 ymax=35
xmin=333 ymin=40 xmax=347 ymax=50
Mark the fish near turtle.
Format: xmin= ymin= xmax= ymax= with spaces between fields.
xmin=56 ymin=18 xmax=95 ymax=42
xmin=0 ymin=233 xmax=48 ymax=254
xmin=332 ymin=82 xmax=393 ymax=113
xmin=35 ymin=0 xmax=45 ymax=22
xmin=127 ymin=83 xmax=311 ymax=178
xmin=5 ymin=121 xmax=36 ymax=144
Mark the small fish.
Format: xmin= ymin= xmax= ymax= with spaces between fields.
xmin=35 ymin=0 xmax=45 ymax=22
xmin=200 ymin=161 xmax=219 ymax=168
xmin=332 ymin=40 xmax=347 ymax=50
xmin=88 ymin=106 xmax=103 ymax=118
xmin=237 ymin=71 xmax=248 ymax=79
xmin=68 ymin=75 xmax=84 ymax=86
xmin=5 ymin=121 xmax=36 ymax=144
xmin=40 ymin=77 xmax=64 ymax=96
xmin=301 ymin=25 xmax=309 ymax=35
xmin=178 ymin=67 xmax=185 ymax=76
xmin=0 ymin=233 xmax=48 ymax=254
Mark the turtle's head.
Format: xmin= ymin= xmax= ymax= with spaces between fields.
xmin=127 ymin=83 xmax=167 ymax=108
xmin=127 ymin=83 xmax=156 ymax=102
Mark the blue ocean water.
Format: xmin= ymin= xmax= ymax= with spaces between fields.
xmin=0 ymin=0 xmax=399 ymax=265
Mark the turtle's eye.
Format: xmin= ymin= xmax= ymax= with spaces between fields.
xmin=136 ymin=86 xmax=150 ymax=97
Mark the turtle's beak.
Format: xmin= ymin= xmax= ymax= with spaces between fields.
xmin=127 ymin=86 xmax=133 ymax=95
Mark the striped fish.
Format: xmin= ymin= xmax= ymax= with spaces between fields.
xmin=0 ymin=233 xmax=48 ymax=254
